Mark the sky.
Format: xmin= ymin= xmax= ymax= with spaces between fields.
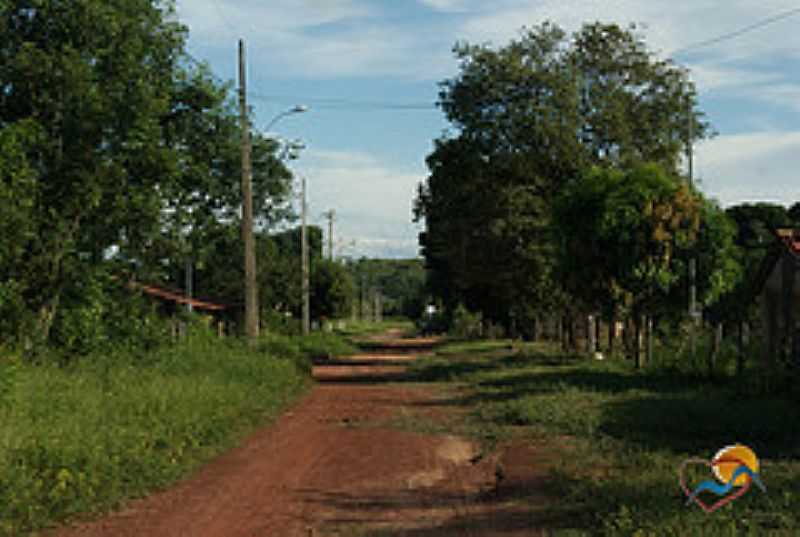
xmin=175 ymin=0 xmax=800 ymax=259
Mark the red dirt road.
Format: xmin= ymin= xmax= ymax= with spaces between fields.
xmin=49 ymin=333 xmax=549 ymax=537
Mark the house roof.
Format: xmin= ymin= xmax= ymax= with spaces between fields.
xmin=753 ymin=228 xmax=800 ymax=298
xmin=776 ymin=228 xmax=800 ymax=257
xmin=130 ymin=281 xmax=229 ymax=312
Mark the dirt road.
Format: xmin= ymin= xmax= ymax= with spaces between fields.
xmin=50 ymin=332 xmax=548 ymax=537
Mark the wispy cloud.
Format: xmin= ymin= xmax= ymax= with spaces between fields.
xmin=696 ymin=131 xmax=800 ymax=207
xmin=178 ymin=0 xmax=454 ymax=80
xmin=417 ymin=0 xmax=468 ymax=12
xmin=299 ymin=149 xmax=424 ymax=258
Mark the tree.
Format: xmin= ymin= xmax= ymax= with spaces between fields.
xmin=0 ymin=120 xmax=39 ymax=342
xmin=311 ymin=260 xmax=354 ymax=321
xmin=554 ymin=163 xmax=740 ymax=364
xmin=1 ymin=0 xmax=188 ymax=347
xmin=416 ymin=21 xmax=706 ymax=333
xmin=554 ymin=164 xmax=701 ymax=349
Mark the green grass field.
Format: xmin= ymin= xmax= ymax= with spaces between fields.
xmin=409 ymin=340 xmax=800 ymax=536
xmin=0 ymin=330 xmax=354 ymax=537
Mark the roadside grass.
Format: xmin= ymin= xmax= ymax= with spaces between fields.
xmin=0 ymin=330 xmax=352 ymax=537
xmin=408 ymin=340 xmax=800 ymax=536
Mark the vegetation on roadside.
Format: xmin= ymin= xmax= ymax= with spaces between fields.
xmin=0 ymin=328 xmax=356 ymax=537
xmin=414 ymin=19 xmax=800 ymax=382
xmin=410 ymin=340 xmax=800 ymax=536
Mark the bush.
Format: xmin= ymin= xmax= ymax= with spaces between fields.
xmin=261 ymin=309 xmax=301 ymax=336
xmin=450 ymin=303 xmax=483 ymax=340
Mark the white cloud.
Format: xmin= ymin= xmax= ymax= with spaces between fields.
xmin=178 ymin=1 xmax=800 ymax=83
xmin=299 ymin=150 xmax=424 ymax=258
xmin=695 ymin=131 xmax=800 ymax=207
xmin=177 ymin=0 xmax=455 ymax=80
xmin=177 ymin=0 xmax=372 ymax=42
xmin=454 ymin=0 xmax=800 ymax=98
xmin=417 ymin=0 xmax=467 ymax=12
xmin=689 ymin=64 xmax=781 ymax=94
xmin=748 ymin=83 xmax=800 ymax=113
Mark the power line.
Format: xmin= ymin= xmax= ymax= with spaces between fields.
xmin=249 ymin=92 xmax=436 ymax=111
xmin=672 ymin=6 xmax=800 ymax=56
xmin=210 ymin=0 xmax=238 ymax=37
xmin=176 ymin=57 xmax=438 ymax=111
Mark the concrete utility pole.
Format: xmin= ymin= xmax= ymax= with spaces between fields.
xmin=323 ymin=209 xmax=335 ymax=261
xmin=239 ymin=39 xmax=259 ymax=340
xmin=301 ymin=175 xmax=310 ymax=335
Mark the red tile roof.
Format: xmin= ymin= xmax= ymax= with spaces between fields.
xmin=776 ymin=228 xmax=800 ymax=256
xmin=130 ymin=282 xmax=228 ymax=312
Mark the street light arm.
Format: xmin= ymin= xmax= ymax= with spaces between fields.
xmin=265 ymin=105 xmax=308 ymax=132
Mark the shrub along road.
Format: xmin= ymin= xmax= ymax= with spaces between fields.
xmin=47 ymin=331 xmax=553 ymax=537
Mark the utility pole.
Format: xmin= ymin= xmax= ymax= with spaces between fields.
xmin=687 ymin=102 xmax=697 ymax=357
xmin=323 ymin=209 xmax=335 ymax=261
xmin=239 ymin=39 xmax=259 ymax=341
xmin=301 ymin=175 xmax=310 ymax=335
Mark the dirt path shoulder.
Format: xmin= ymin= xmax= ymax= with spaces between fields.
xmin=49 ymin=333 xmax=550 ymax=537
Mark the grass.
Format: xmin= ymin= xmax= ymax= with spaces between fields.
xmin=408 ymin=339 xmax=800 ymax=536
xmin=0 ymin=329 xmax=353 ymax=537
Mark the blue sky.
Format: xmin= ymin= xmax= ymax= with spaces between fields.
xmin=175 ymin=0 xmax=800 ymax=259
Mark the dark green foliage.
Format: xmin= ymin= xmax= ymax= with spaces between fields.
xmin=311 ymin=259 xmax=354 ymax=320
xmin=0 ymin=1 xmax=302 ymax=351
xmin=345 ymin=258 xmax=427 ymax=318
xmin=416 ymin=22 xmax=706 ymax=332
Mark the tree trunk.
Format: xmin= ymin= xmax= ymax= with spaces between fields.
xmin=633 ymin=313 xmax=643 ymax=369
xmin=708 ymin=322 xmax=722 ymax=378
xmin=569 ymin=312 xmax=578 ymax=351
xmin=781 ymin=253 xmax=796 ymax=364
xmin=646 ymin=316 xmax=653 ymax=367
xmin=587 ymin=314 xmax=596 ymax=356
xmin=595 ymin=317 xmax=602 ymax=353
xmin=766 ymin=292 xmax=778 ymax=372
xmin=608 ymin=311 xmax=615 ymax=355
xmin=736 ymin=322 xmax=746 ymax=377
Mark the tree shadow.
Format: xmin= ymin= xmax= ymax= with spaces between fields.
xmin=599 ymin=394 xmax=800 ymax=459
xmin=297 ymin=480 xmax=587 ymax=536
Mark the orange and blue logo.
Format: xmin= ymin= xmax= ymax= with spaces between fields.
xmin=679 ymin=444 xmax=766 ymax=513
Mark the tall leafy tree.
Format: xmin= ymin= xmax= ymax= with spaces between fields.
xmin=416 ymin=21 xmax=706 ymax=332
xmin=1 ymin=0 xmax=186 ymax=344
xmin=554 ymin=164 xmax=702 ymax=320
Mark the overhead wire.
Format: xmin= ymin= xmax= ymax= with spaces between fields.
xmin=183 ymin=5 xmax=800 ymax=113
xmin=249 ymin=92 xmax=437 ymax=111
xmin=672 ymin=6 xmax=800 ymax=56
xmin=210 ymin=0 xmax=238 ymax=38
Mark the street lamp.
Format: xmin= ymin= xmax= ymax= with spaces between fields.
xmin=265 ymin=105 xmax=308 ymax=132
xmin=240 ymin=102 xmax=308 ymax=341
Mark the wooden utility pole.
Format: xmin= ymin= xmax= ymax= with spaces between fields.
xmin=301 ymin=175 xmax=310 ymax=335
xmin=687 ymin=102 xmax=698 ymax=357
xmin=323 ymin=209 xmax=335 ymax=261
xmin=239 ymin=39 xmax=259 ymax=340
xmin=238 ymin=40 xmax=259 ymax=339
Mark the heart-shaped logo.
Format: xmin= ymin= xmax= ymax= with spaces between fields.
xmin=679 ymin=458 xmax=752 ymax=513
